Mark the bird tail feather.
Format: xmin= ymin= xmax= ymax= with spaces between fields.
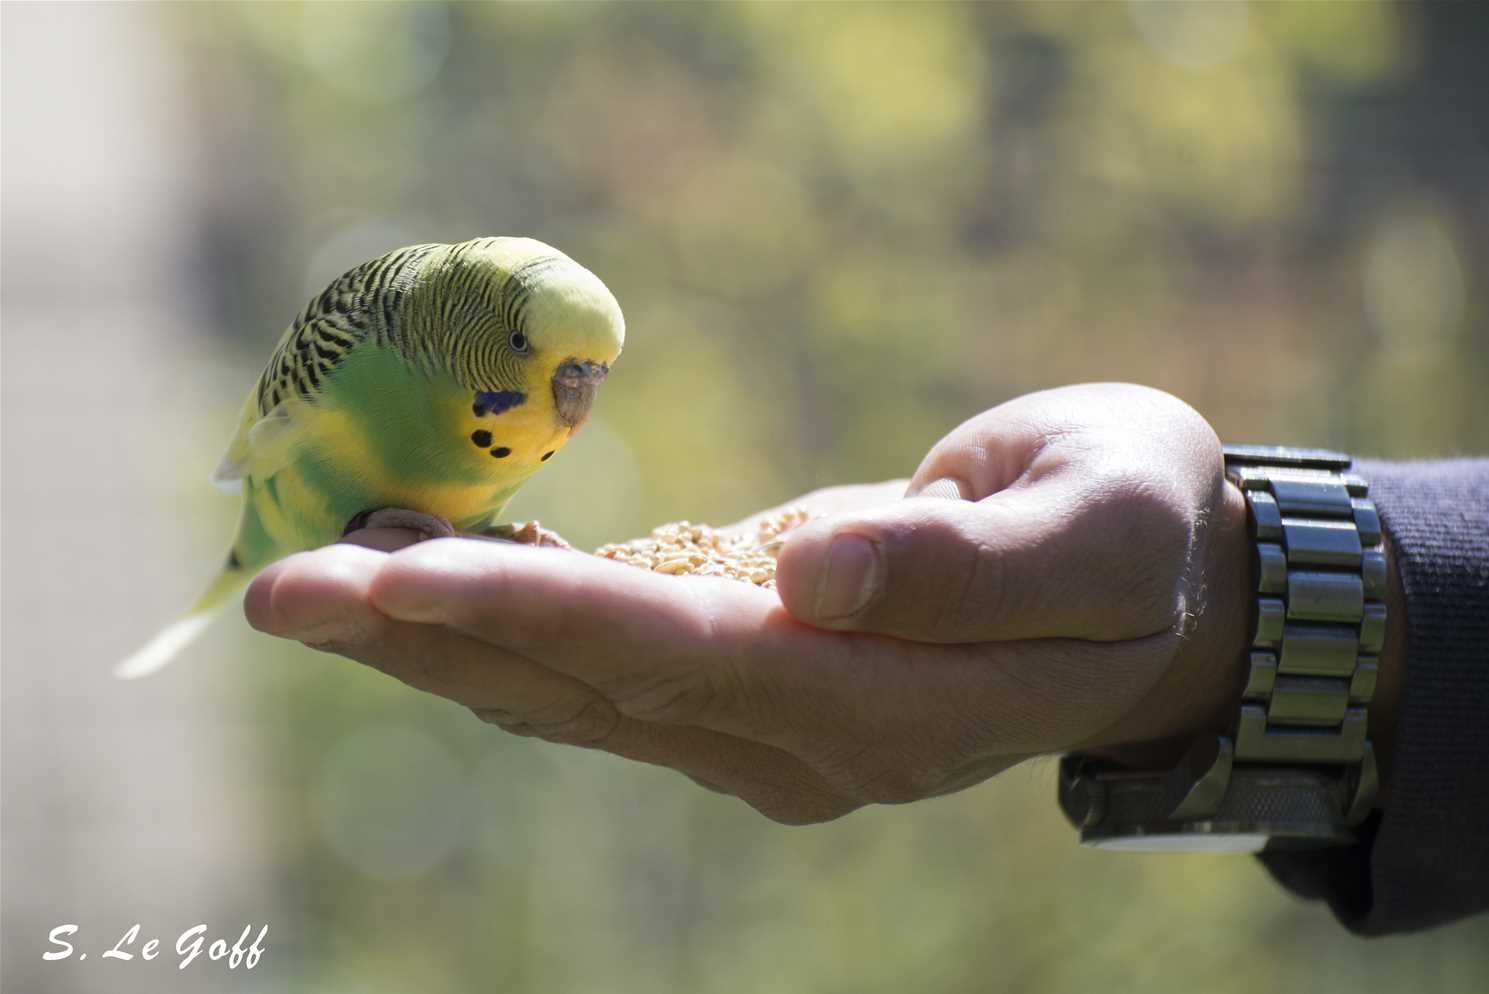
xmin=113 ymin=562 xmax=250 ymax=680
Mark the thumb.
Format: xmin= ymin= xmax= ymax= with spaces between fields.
xmin=774 ymin=483 xmax=1165 ymax=644
xmin=774 ymin=494 xmax=1017 ymax=642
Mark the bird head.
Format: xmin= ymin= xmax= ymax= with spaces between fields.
xmin=437 ymin=236 xmax=625 ymax=432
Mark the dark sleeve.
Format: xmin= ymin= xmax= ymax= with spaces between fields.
xmin=1259 ymin=458 xmax=1489 ymax=935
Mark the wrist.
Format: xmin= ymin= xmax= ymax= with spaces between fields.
xmin=1083 ymin=475 xmax=1253 ymax=765
xmin=1060 ymin=446 xmax=1397 ymax=849
xmin=1086 ymin=456 xmax=1403 ymax=806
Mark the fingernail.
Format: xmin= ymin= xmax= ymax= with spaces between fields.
xmin=814 ymin=533 xmax=881 ymax=621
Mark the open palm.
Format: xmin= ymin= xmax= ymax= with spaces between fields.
xmin=247 ymin=384 xmax=1254 ymax=823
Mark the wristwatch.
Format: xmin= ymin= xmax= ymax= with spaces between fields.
xmin=1059 ymin=445 xmax=1386 ymax=852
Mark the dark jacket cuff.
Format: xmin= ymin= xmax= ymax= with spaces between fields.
xmin=1259 ymin=458 xmax=1489 ymax=934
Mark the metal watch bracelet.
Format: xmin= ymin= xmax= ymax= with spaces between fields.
xmin=1059 ymin=446 xmax=1386 ymax=850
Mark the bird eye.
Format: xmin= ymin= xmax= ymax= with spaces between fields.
xmin=509 ymin=330 xmax=529 ymax=354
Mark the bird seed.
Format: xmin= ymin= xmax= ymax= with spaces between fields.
xmin=594 ymin=507 xmax=811 ymax=588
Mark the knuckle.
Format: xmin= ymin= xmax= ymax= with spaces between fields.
xmin=848 ymin=766 xmax=945 ymax=806
xmin=745 ymin=790 xmax=859 ymax=826
xmin=301 ymin=638 xmax=352 ymax=658
xmin=682 ymin=773 xmax=731 ymax=796
xmin=878 ymin=513 xmax=991 ymax=634
xmin=523 ymin=695 xmax=622 ymax=747
xmin=609 ymin=668 xmax=725 ymax=725
xmin=470 ymin=707 xmax=514 ymax=726
xmin=485 ymin=718 xmax=540 ymax=739
xmin=596 ymin=588 xmax=758 ymax=727
xmin=809 ymin=743 xmax=945 ymax=806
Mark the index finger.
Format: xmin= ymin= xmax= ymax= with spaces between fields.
xmin=366 ymin=538 xmax=870 ymax=744
xmin=722 ymin=480 xmax=911 ymax=537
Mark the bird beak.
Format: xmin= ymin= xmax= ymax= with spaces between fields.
xmin=552 ymin=359 xmax=609 ymax=430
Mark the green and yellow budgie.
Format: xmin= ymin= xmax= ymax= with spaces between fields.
xmin=117 ymin=236 xmax=625 ymax=679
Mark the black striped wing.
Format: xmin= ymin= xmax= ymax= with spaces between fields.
xmin=253 ymin=242 xmax=444 ymax=415
xmin=212 ymin=243 xmax=445 ymax=490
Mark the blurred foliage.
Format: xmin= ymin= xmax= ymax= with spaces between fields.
xmin=174 ymin=2 xmax=1485 ymax=533
xmin=17 ymin=1 xmax=1489 ymax=991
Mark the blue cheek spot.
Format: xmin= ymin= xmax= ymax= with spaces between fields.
xmin=473 ymin=390 xmax=525 ymax=417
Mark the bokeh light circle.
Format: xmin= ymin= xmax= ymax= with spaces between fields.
xmin=311 ymin=724 xmax=472 ymax=881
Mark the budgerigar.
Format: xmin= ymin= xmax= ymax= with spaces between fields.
xmin=117 ymin=236 xmax=625 ymax=679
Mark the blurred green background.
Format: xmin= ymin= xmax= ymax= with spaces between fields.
xmin=3 ymin=3 xmax=1487 ymax=993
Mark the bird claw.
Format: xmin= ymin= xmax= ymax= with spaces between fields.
xmin=344 ymin=508 xmax=457 ymax=542
xmin=480 ymin=520 xmax=573 ymax=549
xmin=344 ymin=509 xmax=569 ymax=549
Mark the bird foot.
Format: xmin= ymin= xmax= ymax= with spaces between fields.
xmin=344 ymin=508 xmax=457 ymax=542
xmin=480 ymin=520 xmax=573 ymax=549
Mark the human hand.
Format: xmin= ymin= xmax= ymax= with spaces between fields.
xmin=245 ymin=384 xmax=1387 ymax=822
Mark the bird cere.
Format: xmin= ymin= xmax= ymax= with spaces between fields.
xmin=117 ymin=236 xmax=626 ymax=679
xmin=595 ymin=508 xmax=811 ymax=588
